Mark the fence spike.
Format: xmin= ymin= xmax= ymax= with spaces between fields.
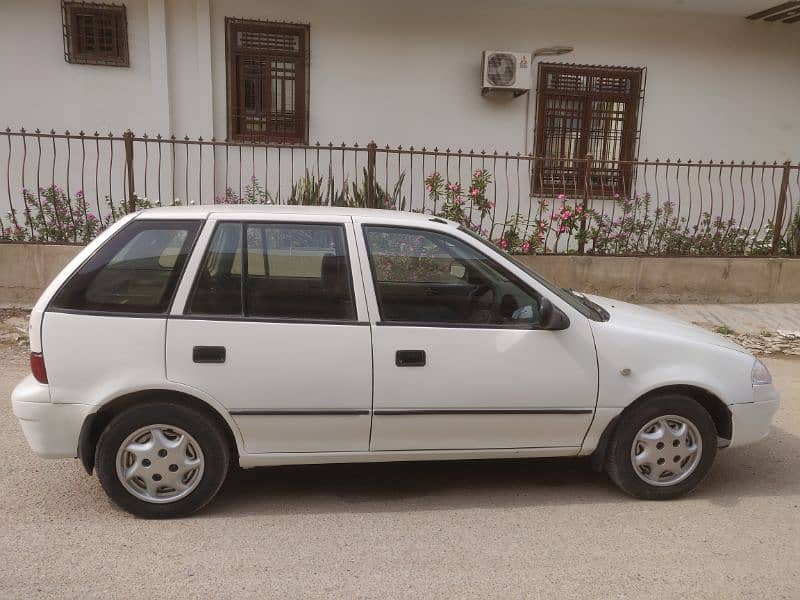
xmin=20 ymin=127 xmax=26 ymax=133
xmin=421 ymin=146 xmax=426 ymax=152
xmin=198 ymin=136 xmax=203 ymax=142
xmin=64 ymin=130 xmax=70 ymax=135
xmin=93 ymin=131 xmax=99 ymax=137
xmin=156 ymin=134 xmax=162 ymax=140
xmin=409 ymin=146 xmax=414 ymax=151
xmin=35 ymin=129 xmax=41 ymax=134
xmin=184 ymin=135 xmax=189 ymax=141
xmin=49 ymin=129 xmax=55 ymax=135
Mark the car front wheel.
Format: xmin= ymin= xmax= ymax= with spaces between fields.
xmin=95 ymin=401 xmax=229 ymax=518
xmin=605 ymin=394 xmax=718 ymax=500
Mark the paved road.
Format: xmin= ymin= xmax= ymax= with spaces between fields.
xmin=1 ymin=344 xmax=798 ymax=599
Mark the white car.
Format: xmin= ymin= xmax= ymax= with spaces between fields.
xmin=11 ymin=206 xmax=779 ymax=517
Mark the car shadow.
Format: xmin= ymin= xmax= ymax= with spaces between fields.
xmin=202 ymin=425 xmax=800 ymax=517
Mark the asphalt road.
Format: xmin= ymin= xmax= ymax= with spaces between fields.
xmin=1 ymin=344 xmax=798 ymax=599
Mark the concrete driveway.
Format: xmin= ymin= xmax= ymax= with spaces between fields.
xmin=1 ymin=344 xmax=798 ymax=599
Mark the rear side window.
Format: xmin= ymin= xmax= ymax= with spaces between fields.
xmin=188 ymin=221 xmax=355 ymax=321
xmin=51 ymin=220 xmax=201 ymax=314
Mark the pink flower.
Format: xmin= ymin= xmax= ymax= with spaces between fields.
xmin=470 ymin=188 xmax=479 ymax=197
xmin=487 ymin=202 xmax=495 ymax=209
xmin=562 ymin=210 xmax=572 ymax=219
xmin=557 ymin=193 xmax=566 ymax=200
xmin=425 ymin=185 xmax=433 ymax=192
xmin=499 ymin=238 xmax=508 ymax=249
xmin=522 ymin=242 xmax=531 ymax=253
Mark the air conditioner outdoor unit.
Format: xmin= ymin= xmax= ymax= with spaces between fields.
xmin=481 ymin=50 xmax=532 ymax=97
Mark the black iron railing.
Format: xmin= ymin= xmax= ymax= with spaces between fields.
xmin=1 ymin=127 xmax=798 ymax=256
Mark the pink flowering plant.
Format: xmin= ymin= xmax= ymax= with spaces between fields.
xmin=424 ymin=169 xmax=494 ymax=234
xmin=0 ymin=186 xmax=101 ymax=243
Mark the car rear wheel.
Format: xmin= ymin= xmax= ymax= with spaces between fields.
xmin=605 ymin=394 xmax=717 ymax=500
xmin=95 ymin=401 xmax=229 ymax=518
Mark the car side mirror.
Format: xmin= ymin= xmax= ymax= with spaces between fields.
xmin=538 ymin=297 xmax=570 ymax=331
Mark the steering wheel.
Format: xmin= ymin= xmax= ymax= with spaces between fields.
xmin=467 ymin=283 xmax=499 ymax=324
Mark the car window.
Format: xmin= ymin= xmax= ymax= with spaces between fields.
xmin=188 ymin=222 xmax=244 ymax=315
xmin=50 ymin=220 xmax=201 ymax=314
xmin=363 ymin=225 xmax=540 ymax=327
xmin=188 ymin=221 xmax=356 ymax=321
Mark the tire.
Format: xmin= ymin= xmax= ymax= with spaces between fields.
xmin=605 ymin=394 xmax=717 ymax=500
xmin=95 ymin=401 xmax=230 ymax=518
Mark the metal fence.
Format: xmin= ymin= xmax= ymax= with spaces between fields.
xmin=2 ymin=127 xmax=799 ymax=256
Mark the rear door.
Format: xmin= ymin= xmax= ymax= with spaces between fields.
xmin=166 ymin=213 xmax=373 ymax=454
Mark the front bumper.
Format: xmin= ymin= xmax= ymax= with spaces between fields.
xmin=11 ymin=375 xmax=93 ymax=458
xmin=728 ymin=384 xmax=780 ymax=448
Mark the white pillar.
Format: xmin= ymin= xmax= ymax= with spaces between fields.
xmin=147 ymin=0 xmax=171 ymax=137
xmin=195 ymin=0 xmax=215 ymax=140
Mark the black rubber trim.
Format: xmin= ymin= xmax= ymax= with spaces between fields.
xmin=48 ymin=308 xmax=171 ymax=319
xmin=77 ymin=412 xmax=97 ymax=474
xmin=229 ymin=409 xmax=371 ymax=416
xmin=170 ymin=315 xmax=369 ymax=326
xmin=373 ymin=408 xmax=593 ymax=416
xmin=376 ymin=321 xmax=541 ymax=330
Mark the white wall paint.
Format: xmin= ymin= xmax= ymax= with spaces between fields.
xmin=205 ymin=0 xmax=800 ymax=161
xmin=0 ymin=0 xmax=156 ymax=133
xmin=2 ymin=0 xmax=797 ymax=161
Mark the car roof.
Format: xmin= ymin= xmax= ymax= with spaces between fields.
xmin=135 ymin=204 xmax=455 ymax=225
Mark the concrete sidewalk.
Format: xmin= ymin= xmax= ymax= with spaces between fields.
xmin=647 ymin=303 xmax=800 ymax=334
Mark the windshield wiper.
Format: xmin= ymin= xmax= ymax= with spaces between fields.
xmin=563 ymin=288 xmax=610 ymax=321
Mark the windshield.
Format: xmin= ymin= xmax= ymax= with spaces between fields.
xmin=457 ymin=226 xmax=607 ymax=321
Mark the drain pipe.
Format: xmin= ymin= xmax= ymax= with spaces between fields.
xmin=523 ymin=46 xmax=574 ymax=155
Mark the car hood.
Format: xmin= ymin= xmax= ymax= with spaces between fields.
xmin=584 ymin=294 xmax=748 ymax=354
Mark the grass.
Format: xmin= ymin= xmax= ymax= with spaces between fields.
xmin=713 ymin=324 xmax=735 ymax=335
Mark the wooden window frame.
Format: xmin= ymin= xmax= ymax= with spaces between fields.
xmin=532 ymin=63 xmax=644 ymax=197
xmin=62 ymin=1 xmax=129 ymax=67
xmin=225 ymin=17 xmax=310 ymax=145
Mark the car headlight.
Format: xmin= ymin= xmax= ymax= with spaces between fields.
xmin=751 ymin=359 xmax=772 ymax=386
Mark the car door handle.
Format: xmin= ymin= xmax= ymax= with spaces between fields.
xmin=193 ymin=346 xmax=226 ymax=364
xmin=396 ymin=350 xmax=426 ymax=367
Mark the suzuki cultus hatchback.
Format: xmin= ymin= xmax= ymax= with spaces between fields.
xmin=12 ymin=206 xmax=779 ymax=517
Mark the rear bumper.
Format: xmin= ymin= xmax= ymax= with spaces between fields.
xmin=728 ymin=385 xmax=780 ymax=448
xmin=11 ymin=375 xmax=92 ymax=458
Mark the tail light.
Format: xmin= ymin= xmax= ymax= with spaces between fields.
xmin=30 ymin=352 xmax=48 ymax=384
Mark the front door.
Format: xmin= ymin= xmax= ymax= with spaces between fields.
xmin=355 ymin=218 xmax=598 ymax=451
xmin=167 ymin=215 xmax=372 ymax=454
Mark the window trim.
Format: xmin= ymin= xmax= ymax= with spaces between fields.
xmin=62 ymin=1 xmax=130 ymax=67
xmin=361 ymin=224 xmax=545 ymax=330
xmin=47 ymin=219 xmax=203 ymax=317
xmin=224 ymin=17 xmax=310 ymax=145
xmin=532 ymin=62 xmax=645 ymax=198
xmin=184 ymin=220 xmax=359 ymax=323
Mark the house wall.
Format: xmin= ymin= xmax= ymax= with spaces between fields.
xmin=2 ymin=0 xmax=798 ymax=161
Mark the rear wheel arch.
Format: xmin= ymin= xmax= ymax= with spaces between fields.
xmin=590 ymin=384 xmax=731 ymax=471
xmin=78 ymin=389 xmax=240 ymax=474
